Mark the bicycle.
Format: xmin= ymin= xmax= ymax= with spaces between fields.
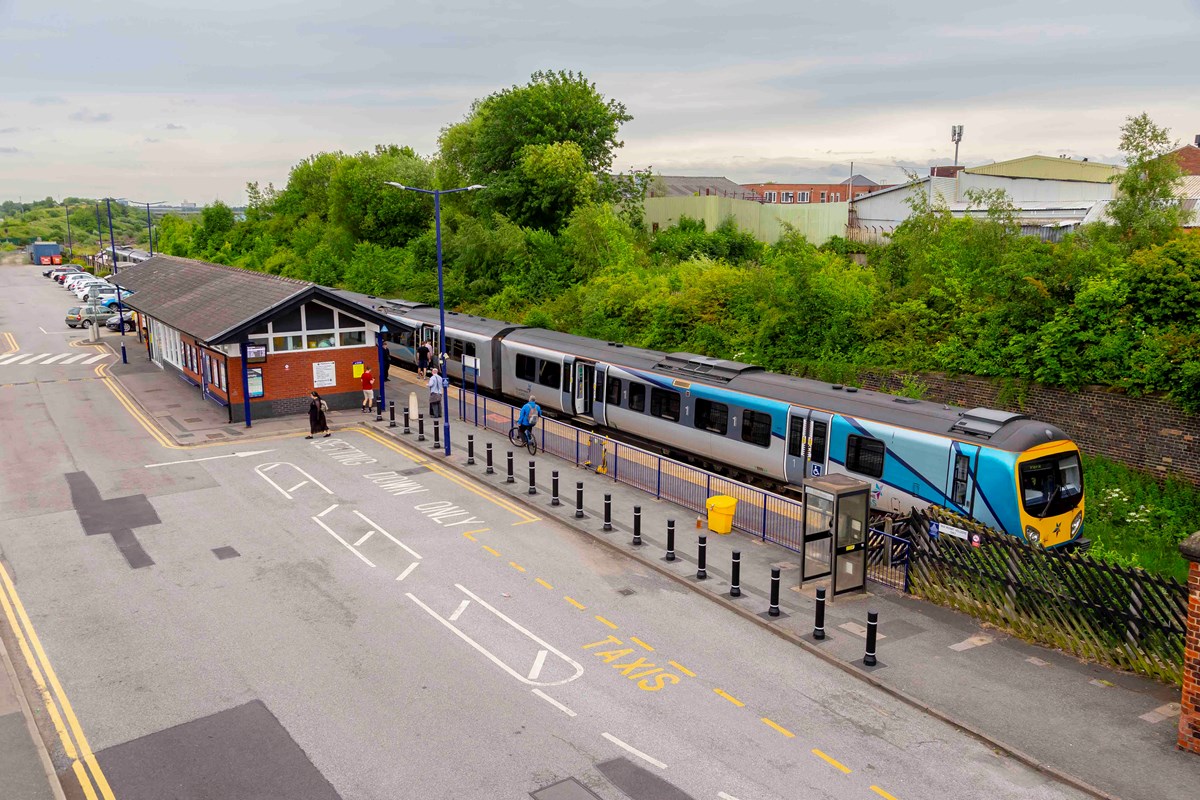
xmin=508 ymin=424 xmax=538 ymax=455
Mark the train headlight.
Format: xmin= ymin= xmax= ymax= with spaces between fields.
xmin=1070 ymin=512 xmax=1083 ymax=536
xmin=1024 ymin=526 xmax=1041 ymax=544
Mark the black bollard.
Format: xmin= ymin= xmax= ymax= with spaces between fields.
xmin=485 ymin=442 xmax=494 ymax=474
xmin=375 ymin=399 xmax=383 ymax=422
xmin=730 ymin=551 xmax=742 ymax=597
xmin=603 ymin=494 xmax=612 ymax=531
xmin=632 ymin=505 xmax=642 ymax=546
xmin=403 ymin=406 xmax=411 ymax=434
xmin=506 ymin=451 xmax=515 ymax=484
xmin=528 ymin=460 xmax=537 ymax=495
xmin=813 ymin=587 xmax=827 ymax=640
xmin=417 ymin=413 xmax=425 ymax=442
xmin=665 ymin=519 xmax=676 ymax=561
xmin=467 ymin=435 xmax=475 ymax=465
xmin=432 ymin=419 xmax=441 ymax=450
xmin=864 ymin=610 xmax=879 ymax=666
xmin=768 ymin=567 xmax=781 ymax=617
xmin=697 ymin=535 xmax=708 ymax=580
xmin=574 ymin=482 xmax=584 ymax=519
xmin=551 ymin=471 xmax=560 ymax=506
xmin=389 ymin=400 xmax=396 ymax=428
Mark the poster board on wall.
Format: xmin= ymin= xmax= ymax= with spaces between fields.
xmin=313 ymin=361 xmax=336 ymax=388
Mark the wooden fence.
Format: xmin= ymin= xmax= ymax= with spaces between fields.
xmin=903 ymin=508 xmax=1189 ymax=685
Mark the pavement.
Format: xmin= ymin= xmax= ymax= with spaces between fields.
xmin=1 ymin=257 xmax=1197 ymax=799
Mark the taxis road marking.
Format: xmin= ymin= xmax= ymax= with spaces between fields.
xmin=812 ymin=748 xmax=851 ymax=773
xmin=761 ymin=717 xmax=796 ymax=738
xmin=629 ymin=636 xmax=653 ymax=651
xmin=668 ymin=660 xmax=696 ymax=677
xmin=714 ymin=688 xmax=745 ymax=707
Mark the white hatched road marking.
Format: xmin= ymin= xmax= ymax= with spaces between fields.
xmin=17 ymin=353 xmax=50 ymax=364
xmin=353 ymin=510 xmax=422 ymax=559
xmin=0 ymin=352 xmax=112 ymax=366
xmin=0 ymin=354 xmax=25 ymax=365
xmin=717 ymin=793 xmax=742 ymax=800
xmin=531 ymin=689 xmax=576 ymax=717
xmin=395 ymin=562 xmax=419 ymax=581
xmin=61 ymin=354 xmax=89 ymax=364
xmin=448 ymin=599 xmax=470 ymax=622
xmin=40 ymin=354 xmax=69 ymax=364
xmin=83 ymin=353 xmax=110 ymax=364
xmin=312 ymin=516 xmax=376 ymax=567
xmin=528 ymin=649 xmax=549 ymax=681
xmin=601 ymin=733 xmax=667 ymax=769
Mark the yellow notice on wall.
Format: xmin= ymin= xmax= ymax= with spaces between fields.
xmin=352 ymin=360 xmax=365 ymax=379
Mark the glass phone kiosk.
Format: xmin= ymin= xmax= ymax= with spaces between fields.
xmin=801 ymin=474 xmax=870 ymax=596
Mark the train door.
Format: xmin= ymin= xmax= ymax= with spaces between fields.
xmin=574 ymin=360 xmax=596 ymax=419
xmin=946 ymin=443 xmax=978 ymax=516
xmin=784 ymin=408 xmax=810 ymax=484
xmin=806 ymin=411 xmax=832 ymax=479
xmin=593 ymin=364 xmax=609 ymax=426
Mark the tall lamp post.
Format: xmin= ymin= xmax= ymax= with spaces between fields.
xmin=951 ymin=124 xmax=964 ymax=167
xmin=118 ymin=198 xmax=164 ymax=255
xmin=376 ymin=324 xmax=388 ymax=415
xmin=62 ymin=201 xmax=74 ymax=259
xmin=104 ymin=199 xmax=129 ymax=364
xmin=383 ymin=181 xmax=486 ymax=457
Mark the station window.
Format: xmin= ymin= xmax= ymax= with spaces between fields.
xmin=695 ymin=399 xmax=729 ymax=435
xmin=782 ymin=191 xmax=795 ymax=203
xmin=606 ymin=377 xmax=622 ymax=406
xmin=650 ymin=388 xmax=680 ymax=422
xmin=798 ymin=191 xmax=811 ymax=203
xmin=391 ymin=329 xmax=415 ymax=347
xmin=764 ymin=191 xmax=777 ymax=202
xmin=628 ymin=383 xmax=646 ymax=412
xmin=741 ymin=410 xmax=772 ymax=447
xmin=339 ymin=331 xmax=366 ymax=347
xmin=516 ymin=354 xmax=536 ymax=381
xmin=449 ymin=338 xmax=465 ymax=361
xmin=537 ymin=360 xmax=561 ymax=389
xmin=846 ymin=434 xmax=885 ymax=478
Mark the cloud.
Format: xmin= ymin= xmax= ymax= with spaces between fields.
xmin=165 ymin=123 xmax=185 ymax=130
xmin=0 ymin=127 xmax=18 ymax=134
xmin=69 ymin=108 xmax=112 ymax=123
xmin=0 ymin=147 xmax=21 ymax=154
xmin=31 ymin=96 xmax=65 ymax=105
xmin=144 ymin=137 xmax=161 ymax=143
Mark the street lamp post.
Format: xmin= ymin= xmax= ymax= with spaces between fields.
xmin=105 ymin=199 xmax=128 ymax=364
xmin=383 ymin=181 xmax=486 ymax=457
xmin=63 ymin=202 xmax=73 ymax=259
xmin=376 ymin=324 xmax=388 ymax=414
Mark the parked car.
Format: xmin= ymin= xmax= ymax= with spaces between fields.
xmin=100 ymin=294 xmax=129 ymax=309
xmin=56 ymin=270 xmax=88 ymax=285
xmin=65 ymin=275 xmax=100 ymax=291
xmin=74 ymin=282 xmax=111 ymax=300
xmin=105 ymin=310 xmax=137 ymax=332
xmin=81 ymin=286 xmax=117 ymax=302
xmin=46 ymin=266 xmax=79 ymax=279
xmin=65 ymin=306 xmax=115 ymax=329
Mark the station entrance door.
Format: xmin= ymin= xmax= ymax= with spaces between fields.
xmin=800 ymin=473 xmax=870 ymax=596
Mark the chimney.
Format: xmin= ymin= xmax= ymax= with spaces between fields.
xmin=1194 ymin=134 xmax=1199 ymax=147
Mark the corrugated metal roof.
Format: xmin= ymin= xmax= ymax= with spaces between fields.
xmin=1180 ymin=175 xmax=1200 ymax=198
xmin=964 ymin=155 xmax=1122 ymax=183
xmin=651 ymin=176 xmax=755 ymax=198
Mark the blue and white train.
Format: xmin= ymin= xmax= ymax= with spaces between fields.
xmin=346 ymin=293 xmax=1085 ymax=548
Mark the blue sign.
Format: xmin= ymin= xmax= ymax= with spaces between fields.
xmin=810 ymin=463 xmax=823 ymax=477
xmin=928 ymin=522 xmax=940 ymax=539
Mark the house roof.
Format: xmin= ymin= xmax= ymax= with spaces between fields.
xmin=1169 ymin=144 xmax=1200 ymax=176
xmin=109 ymin=255 xmax=392 ymax=344
xmin=840 ymin=174 xmax=879 ymax=187
xmin=651 ymin=176 xmax=756 ymax=198
xmin=964 ymin=155 xmax=1122 ymax=183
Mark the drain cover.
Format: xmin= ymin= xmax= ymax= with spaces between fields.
xmin=617 ymin=588 xmax=635 ymax=596
xmin=530 ymin=777 xmax=602 ymax=800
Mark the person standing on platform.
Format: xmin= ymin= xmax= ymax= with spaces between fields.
xmin=428 ymin=366 xmax=444 ymax=419
xmin=307 ymin=391 xmax=330 ymax=439
xmin=417 ymin=341 xmax=430 ymax=378
xmin=361 ymin=366 xmax=375 ymax=413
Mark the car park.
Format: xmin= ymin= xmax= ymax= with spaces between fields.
xmin=45 ymin=266 xmax=80 ymax=279
xmin=65 ymin=306 xmax=115 ymax=329
xmin=81 ymin=286 xmax=117 ymax=302
xmin=56 ymin=270 xmax=89 ymax=285
xmin=74 ymin=282 xmax=111 ymax=300
xmin=105 ymin=310 xmax=137 ymax=332
xmin=66 ymin=278 xmax=101 ymax=294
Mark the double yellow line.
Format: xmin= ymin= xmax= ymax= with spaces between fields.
xmin=0 ymin=564 xmax=114 ymax=799
xmin=93 ymin=360 xmax=179 ymax=449
xmin=0 ymin=332 xmax=17 ymax=354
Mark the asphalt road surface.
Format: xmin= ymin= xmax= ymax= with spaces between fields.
xmin=0 ymin=259 xmax=1089 ymax=799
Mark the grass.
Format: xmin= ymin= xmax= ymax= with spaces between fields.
xmin=1082 ymin=454 xmax=1199 ymax=582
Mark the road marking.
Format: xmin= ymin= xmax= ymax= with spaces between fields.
xmin=83 ymin=353 xmax=110 ymax=364
xmin=535 ymin=578 xmax=553 ymax=590
xmin=601 ymin=732 xmax=667 ymax=770
xmin=0 ymin=354 xmax=26 ymax=365
xmin=564 ymin=596 xmax=586 ymax=610
xmin=255 ymin=463 xmax=333 ymax=500
xmin=352 ymin=510 xmax=422 ymax=559
xmin=463 ymin=531 xmax=478 ymax=542
xmin=811 ymin=748 xmax=850 ymax=772
xmin=353 ymin=531 xmax=374 ymax=547
xmin=595 ymin=615 xmax=618 ymax=630
xmin=18 ymin=352 xmax=50 ymax=364
xmin=41 ymin=353 xmax=69 ymax=364
xmin=629 ymin=636 xmax=653 ymax=651
xmin=287 ymin=481 xmax=309 ymax=492
xmin=528 ymin=649 xmax=549 ymax=680
xmin=61 ymin=353 xmax=88 ymax=364
xmin=949 ymin=634 xmax=991 ymax=652
xmin=318 ymin=504 xmax=338 ymax=518
xmin=511 ymin=518 xmax=540 ymax=526
xmin=72 ymin=760 xmax=100 ymax=799
xmin=510 ymin=561 xmax=526 ymax=572
xmin=38 ymin=326 xmax=48 ymax=334
xmin=449 ymin=600 xmax=471 ymax=621
xmin=718 ymin=793 xmax=742 ymax=800
xmin=312 ymin=516 xmax=376 ymax=567
xmin=396 ymin=562 xmax=420 ymax=582
xmin=714 ymin=688 xmax=745 ymax=707
xmin=482 ymin=545 xmax=500 ymax=557
xmin=145 ymin=449 xmax=277 ymax=468
xmin=531 ymin=688 xmax=577 ymax=717
xmin=668 ymin=660 xmax=696 ymax=677
xmin=761 ymin=718 xmax=795 ymax=738
xmin=462 ymin=527 xmax=490 ymax=538
xmin=0 ymin=332 xmax=16 ymax=353
xmin=870 ymin=786 xmax=900 ymax=800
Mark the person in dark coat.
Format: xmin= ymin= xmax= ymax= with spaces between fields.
xmin=307 ymin=391 xmax=330 ymax=438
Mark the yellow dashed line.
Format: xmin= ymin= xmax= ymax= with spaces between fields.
xmin=564 ymin=596 xmax=586 ymax=610
xmin=629 ymin=636 xmax=654 ymax=651
xmin=481 ymin=545 xmax=500 ymax=557
xmin=462 ymin=528 xmax=489 ymax=537
xmin=509 ymin=561 xmax=526 ymax=573
xmin=812 ymin=748 xmax=850 ymax=773
xmin=870 ymin=787 xmax=900 ymax=800
xmin=761 ymin=718 xmax=796 ymax=739
xmin=511 ymin=518 xmax=540 ymax=526
xmin=594 ymin=615 xmax=618 ymax=630
xmin=536 ymin=578 xmax=554 ymax=590
xmin=713 ymin=688 xmax=745 ymax=707
xmin=463 ymin=532 xmax=478 ymax=542
xmin=668 ymin=660 xmax=696 ymax=678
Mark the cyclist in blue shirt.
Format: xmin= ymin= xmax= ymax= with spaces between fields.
xmin=518 ymin=395 xmax=541 ymax=445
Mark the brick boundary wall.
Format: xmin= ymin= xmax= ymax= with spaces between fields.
xmin=1179 ymin=533 xmax=1200 ymax=754
xmin=857 ymin=371 xmax=1200 ymax=486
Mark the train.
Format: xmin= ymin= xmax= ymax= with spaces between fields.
xmin=342 ymin=291 xmax=1085 ymax=548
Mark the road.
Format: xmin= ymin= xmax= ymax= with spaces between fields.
xmin=0 ymin=257 xmax=1088 ymax=799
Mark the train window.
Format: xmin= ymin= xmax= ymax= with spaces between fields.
xmin=629 ymin=383 xmax=646 ymax=412
xmin=811 ymin=420 xmax=827 ymax=464
xmin=516 ymin=354 xmax=536 ymax=381
xmin=846 ymin=434 xmax=885 ymax=478
xmin=695 ymin=399 xmax=728 ymax=434
xmin=538 ymin=360 xmax=561 ymax=389
xmin=392 ymin=329 xmax=414 ymax=347
xmin=952 ymin=453 xmax=970 ymax=507
xmin=741 ymin=410 xmax=772 ymax=447
xmin=650 ymin=388 xmax=680 ymax=422
xmin=606 ymin=377 xmax=622 ymax=406
xmin=787 ymin=416 xmax=804 ymax=457
xmin=464 ymin=341 xmax=476 ymax=357
xmin=449 ymin=338 xmax=465 ymax=361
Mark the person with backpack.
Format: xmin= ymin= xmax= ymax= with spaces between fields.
xmin=417 ymin=341 xmax=431 ymax=378
xmin=307 ymin=391 xmax=330 ymax=438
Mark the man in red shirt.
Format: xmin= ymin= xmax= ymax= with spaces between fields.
xmin=361 ymin=367 xmax=375 ymax=413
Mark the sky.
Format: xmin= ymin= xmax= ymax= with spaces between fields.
xmin=1 ymin=0 xmax=1198 ymax=205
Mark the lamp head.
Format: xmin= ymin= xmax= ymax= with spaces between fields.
xmin=384 ymin=181 xmax=408 ymax=190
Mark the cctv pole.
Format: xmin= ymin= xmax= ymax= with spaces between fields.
xmin=105 ymin=199 xmax=128 ymax=364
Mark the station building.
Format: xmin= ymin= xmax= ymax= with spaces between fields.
xmin=110 ymin=255 xmax=394 ymax=424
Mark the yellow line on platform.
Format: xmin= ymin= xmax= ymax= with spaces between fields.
xmin=811 ymin=748 xmax=850 ymax=772
xmin=714 ymin=688 xmax=745 ymax=707
xmin=481 ymin=545 xmax=500 ymax=557
xmin=509 ymin=561 xmax=526 ymax=573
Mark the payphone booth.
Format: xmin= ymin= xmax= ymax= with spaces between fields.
xmin=801 ymin=474 xmax=870 ymax=596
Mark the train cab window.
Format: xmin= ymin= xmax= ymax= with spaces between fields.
xmin=741 ymin=410 xmax=772 ymax=447
xmin=606 ymin=377 xmax=623 ymax=406
xmin=846 ymin=434 xmax=885 ymax=478
xmin=628 ymin=383 xmax=646 ymax=412
xmin=811 ymin=421 xmax=827 ymax=464
xmin=538 ymin=360 xmax=561 ymax=389
xmin=787 ymin=416 xmax=804 ymax=457
xmin=952 ymin=453 xmax=970 ymax=507
xmin=650 ymin=388 xmax=680 ymax=421
xmin=516 ymin=354 xmax=536 ymax=381
xmin=695 ymin=399 xmax=729 ymax=434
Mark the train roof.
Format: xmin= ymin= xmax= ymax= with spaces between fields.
xmin=404 ymin=306 xmax=526 ymax=337
xmin=505 ymin=328 xmax=667 ymax=370
xmin=730 ymin=372 xmax=1068 ymax=450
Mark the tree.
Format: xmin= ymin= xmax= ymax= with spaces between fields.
xmin=327 ymin=145 xmax=434 ymax=248
xmin=192 ymin=201 xmax=235 ymax=255
xmin=1105 ymin=113 xmax=1189 ymax=250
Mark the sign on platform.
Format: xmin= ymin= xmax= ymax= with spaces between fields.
xmin=247 ymin=368 xmax=264 ymax=398
xmin=352 ymin=360 xmax=365 ymax=379
xmin=462 ymin=354 xmax=480 ymax=371
xmin=313 ymin=361 xmax=336 ymax=388
xmin=928 ymin=522 xmax=969 ymax=541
